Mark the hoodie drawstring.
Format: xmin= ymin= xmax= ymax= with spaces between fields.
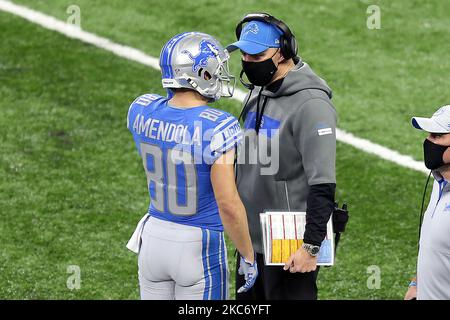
xmin=255 ymin=89 xmax=269 ymax=135
xmin=239 ymin=86 xmax=269 ymax=135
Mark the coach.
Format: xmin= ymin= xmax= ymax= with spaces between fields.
xmin=227 ymin=13 xmax=337 ymax=300
xmin=405 ymin=106 xmax=450 ymax=300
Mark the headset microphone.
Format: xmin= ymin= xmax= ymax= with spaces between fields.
xmin=239 ymin=69 xmax=254 ymax=90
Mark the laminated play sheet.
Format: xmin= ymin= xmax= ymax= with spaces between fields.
xmin=260 ymin=211 xmax=334 ymax=266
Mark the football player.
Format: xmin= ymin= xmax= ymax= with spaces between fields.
xmin=126 ymin=32 xmax=257 ymax=300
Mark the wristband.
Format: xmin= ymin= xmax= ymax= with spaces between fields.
xmin=408 ymin=281 xmax=417 ymax=287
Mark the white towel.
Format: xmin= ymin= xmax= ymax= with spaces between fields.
xmin=126 ymin=214 xmax=150 ymax=254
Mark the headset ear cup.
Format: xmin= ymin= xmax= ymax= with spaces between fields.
xmin=279 ymin=36 xmax=289 ymax=59
xmin=280 ymin=36 xmax=293 ymax=60
xmin=291 ymin=36 xmax=298 ymax=57
xmin=235 ymin=23 xmax=242 ymax=40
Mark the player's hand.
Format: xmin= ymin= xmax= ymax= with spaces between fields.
xmin=404 ymin=285 xmax=417 ymax=300
xmin=283 ymin=247 xmax=318 ymax=273
xmin=237 ymin=254 xmax=258 ymax=293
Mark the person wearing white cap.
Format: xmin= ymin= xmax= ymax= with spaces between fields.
xmin=405 ymin=105 xmax=450 ymax=300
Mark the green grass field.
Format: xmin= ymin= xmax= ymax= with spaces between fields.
xmin=1 ymin=0 xmax=447 ymax=299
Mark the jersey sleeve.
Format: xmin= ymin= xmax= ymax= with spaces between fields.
xmin=127 ymin=94 xmax=162 ymax=131
xmin=209 ymin=115 xmax=243 ymax=162
xmin=127 ymin=101 xmax=140 ymax=132
xmin=126 ymin=101 xmax=143 ymax=155
xmin=126 ymin=94 xmax=163 ymax=155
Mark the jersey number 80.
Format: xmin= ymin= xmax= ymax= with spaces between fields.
xmin=140 ymin=142 xmax=198 ymax=216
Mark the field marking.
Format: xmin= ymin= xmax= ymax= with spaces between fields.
xmin=0 ymin=0 xmax=429 ymax=175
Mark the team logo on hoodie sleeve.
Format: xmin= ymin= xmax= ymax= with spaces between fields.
xmin=316 ymin=122 xmax=333 ymax=136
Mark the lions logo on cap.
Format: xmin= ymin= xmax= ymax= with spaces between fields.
xmin=182 ymin=40 xmax=219 ymax=72
xmin=242 ymin=22 xmax=259 ymax=36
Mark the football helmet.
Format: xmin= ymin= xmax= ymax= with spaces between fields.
xmin=160 ymin=32 xmax=235 ymax=102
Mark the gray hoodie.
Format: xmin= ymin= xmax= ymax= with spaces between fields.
xmin=236 ymin=61 xmax=337 ymax=253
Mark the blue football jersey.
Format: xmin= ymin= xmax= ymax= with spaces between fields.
xmin=127 ymin=94 xmax=242 ymax=231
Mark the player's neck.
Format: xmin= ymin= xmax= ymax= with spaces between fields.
xmin=169 ymin=90 xmax=209 ymax=108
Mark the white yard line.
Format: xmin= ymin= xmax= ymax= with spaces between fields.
xmin=0 ymin=0 xmax=429 ymax=175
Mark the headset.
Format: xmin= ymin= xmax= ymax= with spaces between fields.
xmin=234 ymin=12 xmax=298 ymax=60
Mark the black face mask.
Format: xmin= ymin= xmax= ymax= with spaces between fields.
xmin=241 ymin=50 xmax=279 ymax=87
xmin=423 ymin=138 xmax=449 ymax=170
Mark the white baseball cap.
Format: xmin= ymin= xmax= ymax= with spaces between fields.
xmin=412 ymin=105 xmax=450 ymax=133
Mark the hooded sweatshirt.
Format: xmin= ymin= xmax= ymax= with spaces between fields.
xmin=236 ymin=60 xmax=337 ymax=253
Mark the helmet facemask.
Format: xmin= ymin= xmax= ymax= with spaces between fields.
xmin=216 ymin=51 xmax=236 ymax=99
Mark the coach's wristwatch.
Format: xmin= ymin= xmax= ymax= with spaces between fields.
xmin=302 ymin=243 xmax=321 ymax=257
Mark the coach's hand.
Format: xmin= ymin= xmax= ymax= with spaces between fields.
xmin=283 ymin=247 xmax=318 ymax=273
xmin=404 ymin=280 xmax=417 ymax=300
xmin=404 ymin=286 xmax=417 ymax=300
xmin=237 ymin=254 xmax=258 ymax=293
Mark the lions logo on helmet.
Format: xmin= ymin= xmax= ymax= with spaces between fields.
xmin=160 ymin=32 xmax=236 ymax=102
xmin=182 ymin=40 xmax=220 ymax=72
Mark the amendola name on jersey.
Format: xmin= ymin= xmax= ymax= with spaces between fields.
xmin=127 ymin=94 xmax=242 ymax=231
